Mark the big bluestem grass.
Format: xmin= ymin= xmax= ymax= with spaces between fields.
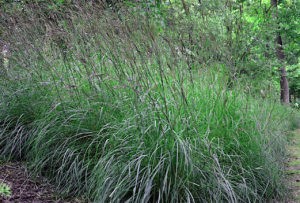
xmin=0 ymin=4 xmax=296 ymax=202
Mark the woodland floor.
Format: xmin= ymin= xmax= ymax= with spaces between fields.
xmin=286 ymin=129 xmax=300 ymax=203
xmin=0 ymin=162 xmax=84 ymax=203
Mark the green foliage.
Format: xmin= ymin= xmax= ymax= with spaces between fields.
xmin=0 ymin=1 xmax=298 ymax=202
xmin=0 ymin=182 xmax=11 ymax=197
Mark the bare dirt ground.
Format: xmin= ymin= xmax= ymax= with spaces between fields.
xmin=0 ymin=162 xmax=83 ymax=203
xmin=286 ymin=129 xmax=300 ymax=203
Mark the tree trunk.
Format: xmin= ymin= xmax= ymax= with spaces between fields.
xmin=276 ymin=35 xmax=290 ymax=104
xmin=180 ymin=0 xmax=189 ymax=15
xmin=271 ymin=0 xmax=290 ymax=104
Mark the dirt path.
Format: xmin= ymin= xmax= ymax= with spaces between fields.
xmin=0 ymin=162 xmax=82 ymax=203
xmin=286 ymin=129 xmax=300 ymax=202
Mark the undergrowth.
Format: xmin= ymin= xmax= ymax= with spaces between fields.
xmin=0 ymin=3 xmax=297 ymax=202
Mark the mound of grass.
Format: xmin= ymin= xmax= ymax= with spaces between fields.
xmin=0 ymin=4 xmax=296 ymax=202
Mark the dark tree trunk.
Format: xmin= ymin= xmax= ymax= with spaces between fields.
xmin=180 ymin=0 xmax=189 ymax=15
xmin=271 ymin=0 xmax=290 ymax=104
xmin=276 ymin=35 xmax=290 ymax=104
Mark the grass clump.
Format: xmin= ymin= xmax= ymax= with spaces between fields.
xmin=0 ymin=3 xmax=296 ymax=202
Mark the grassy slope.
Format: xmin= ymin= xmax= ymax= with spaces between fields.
xmin=0 ymin=66 xmax=293 ymax=202
xmin=0 ymin=4 xmax=298 ymax=202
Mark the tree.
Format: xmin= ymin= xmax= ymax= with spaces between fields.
xmin=271 ymin=0 xmax=290 ymax=104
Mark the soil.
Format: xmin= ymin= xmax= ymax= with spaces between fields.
xmin=286 ymin=129 xmax=300 ymax=203
xmin=0 ymin=162 xmax=83 ymax=203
